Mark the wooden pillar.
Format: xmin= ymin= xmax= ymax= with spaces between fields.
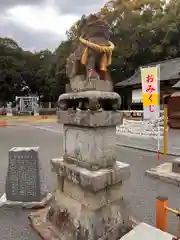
xmin=156 ymin=196 xmax=168 ymax=232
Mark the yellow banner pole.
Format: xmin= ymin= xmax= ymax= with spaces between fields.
xmin=163 ymin=96 xmax=168 ymax=159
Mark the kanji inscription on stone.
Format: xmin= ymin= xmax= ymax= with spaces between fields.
xmin=5 ymin=147 xmax=47 ymax=202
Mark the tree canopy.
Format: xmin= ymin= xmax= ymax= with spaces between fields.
xmin=1 ymin=0 xmax=180 ymax=103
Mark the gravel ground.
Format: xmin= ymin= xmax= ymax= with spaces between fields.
xmin=0 ymin=125 xmax=179 ymax=239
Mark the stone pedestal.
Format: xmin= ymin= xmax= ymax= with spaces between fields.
xmin=63 ymin=125 xmax=116 ymax=169
xmin=69 ymin=75 xmax=113 ymax=92
xmin=4 ymin=147 xmax=51 ymax=208
xmin=58 ymin=110 xmax=123 ymax=170
xmin=29 ymin=110 xmax=137 ymax=239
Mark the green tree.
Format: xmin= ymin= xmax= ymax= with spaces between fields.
xmin=0 ymin=37 xmax=55 ymax=103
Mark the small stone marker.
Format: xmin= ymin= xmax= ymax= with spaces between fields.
xmin=172 ymin=158 xmax=180 ymax=174
xmin=4 ymin=147 xmax=51 ymax=207
xmin=146 ymin=160 xmax=180 ymax=187
xmin=6 ymin=102 xmax=12 ymax=116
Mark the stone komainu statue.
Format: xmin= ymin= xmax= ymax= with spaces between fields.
xmin=58 ymin=13 xmax=121 ymax=111
xmin=66 ymin=14 xmax=115 ymax=82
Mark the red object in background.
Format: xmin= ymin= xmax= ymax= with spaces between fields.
xmin=157 ymin=151 xmax=160 ymax=160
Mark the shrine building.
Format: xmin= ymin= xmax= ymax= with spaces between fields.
xmin=115 ymin=57 xmax=180 ymax=110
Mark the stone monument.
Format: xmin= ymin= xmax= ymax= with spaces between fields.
xmin=3 ymin=147 xmax=51 ymax=208
xmin=29 ymin=13 xmax=137 ymax=239
xmin=6 ymin=102 xmax=12 ymax=116
xmin=33 ymin=101 xmax=39 ymax=116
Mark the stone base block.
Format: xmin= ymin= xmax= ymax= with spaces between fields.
xmin=57 ymin=110 xmax=123 ymax=127
xmin=145 ymin=162 xmax=180 ymax=186
xmin=51 ymin=158 xmax=130 ymax=192
xmin=56 ymin=180 xmax=123 ymax=210
xmin=0 ymin=192 xmax=52 ymax=209
xmin=69 ymin=75 xmax=113 ymax=92
xmin=29 ymin=197 xmax=138 ymax=240
xmin=62 ymin=125 xmax=117 ymax=169
xmin=172 ymin=158 xmax=180 ymax=173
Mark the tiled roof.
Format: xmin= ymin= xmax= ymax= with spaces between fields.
xmin=115 ymin=57 xmax=180 ymax=88
xmin=173 ymin=80 xmax=180 ymax=89
xmin=171 ymin=91 xmax=180 ymax=97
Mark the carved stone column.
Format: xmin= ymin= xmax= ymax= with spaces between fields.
xmin=28 ymin=13 xmax=138 ymax=240
xmin=29 ymin=81 xmax=138 ymax=239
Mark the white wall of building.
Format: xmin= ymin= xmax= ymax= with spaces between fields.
xmin=132 ymin=89 xmax=142 ymax=103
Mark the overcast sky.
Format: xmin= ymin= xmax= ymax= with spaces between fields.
xmin=0 ymin=0 xmax=107 ymax=52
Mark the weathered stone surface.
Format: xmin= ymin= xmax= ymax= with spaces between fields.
xmin=1 ymin=192 xmax=52 ymax=208
xmin=69 ymin=75 xmax=113 ymax=92
xmin=57 ymin=110 xmax=123 ymax=127
xmin=51 ymin=158 xmax=130 ymax=192
xmin=172 ymin=158 xmax=180 ymax=173
xmin=55 ymin=180 xmax=123 ymax=210
xmin=58 ymin=91 xmax=121 ymax=111
xmin=45 ymin=194 xmax=135 ymax=240
xmin=120 ymin=222 xmax=174 ymax=240
xmin=63 ymin=125 xmax=117 ymax=169
xmin=145 ymin=162 xmax=180 ymax=186
xmin=5 ymin=147 xmax=48 ymax=203
xmin=29 ymin=205 xmax=138 ymax=240
xmin=65 ymin=14 xmax=114 ymax=83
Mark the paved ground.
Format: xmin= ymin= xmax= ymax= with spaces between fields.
xmin=117 ymin=128 xmax=180 ymax=155
xmin=0 ymin=124 xmax=180 ymax=239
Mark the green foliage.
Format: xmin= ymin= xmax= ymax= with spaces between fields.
xmin=2 ymin=0 xmax=180 ymax=102
xmin=0 ymin=38 xmax=60 ymax=103
xmin=99 ymin=0 xmax=180 ymax=82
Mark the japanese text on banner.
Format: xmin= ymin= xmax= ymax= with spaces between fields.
xmin=140 ymin=66 xmax=160 ymax=120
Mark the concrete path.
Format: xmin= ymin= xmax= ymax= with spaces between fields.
xmin=32 ymin=122 xmax=180 ymax=156
xmin=0 ymin=125 xmax=180 ymax=239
